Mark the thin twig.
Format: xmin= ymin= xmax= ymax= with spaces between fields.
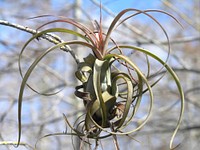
xmin=0 ymin=141 xmax=34 ymax=150
xmin=119 ymin=36 xmax=200 ymax=45
xmin=0 ymin=19 xmax=80 ymax=64
xmin=94 ymin=140 xmax=99 ymax=150
xmin=110 ymin=124 xmax=120 ymax=150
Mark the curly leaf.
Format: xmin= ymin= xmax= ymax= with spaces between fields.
xmin=17 ymin=41 xmax=96 ymax=145
xmin=93 ymin=59 xmax=108 ymax=127
xmin=108 ymin=45 xmax=184 ymax=149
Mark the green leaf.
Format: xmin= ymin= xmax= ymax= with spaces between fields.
xmin=17 ymin=41 xmax=96 ymax=146
xmin=105 ymin=54 xmax=153 ymax=132
xmin=111 ymin=72 xmax=134 ymax=128
xmin=93 ymin=59 xmax=108 ymax=127
xmin=85 ymin=54 xmax=153 ymax=136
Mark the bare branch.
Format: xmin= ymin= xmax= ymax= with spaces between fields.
xmin=149 ymin=67 xmax=200 ymax=80
xmin=0 ymin=141 xmax=34 ymax=149
xmin=139 ymin=125 xmax=200 ymax=135
xmin=119 ymin=36 xmax=200 ymax=45
xmin=0 ymin=19 xmax=80 ymax=64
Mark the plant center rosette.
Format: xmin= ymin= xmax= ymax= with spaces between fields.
xmin=75 ymin=54 xmax=137 ymax=136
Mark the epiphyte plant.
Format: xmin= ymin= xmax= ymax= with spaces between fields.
xmin=17 ymin=5 xmax=184 ymax=150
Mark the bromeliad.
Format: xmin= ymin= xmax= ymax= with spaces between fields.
xmin=17 ymin=8 xmax=184 ymax=149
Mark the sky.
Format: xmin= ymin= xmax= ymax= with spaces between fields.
xmin=102 ymin=0 xmax=161 ymax=11
xmin=50 ymin=0 xmax=162 ymax=14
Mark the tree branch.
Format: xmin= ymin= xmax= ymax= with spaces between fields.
xmin=0 ymin=19 xmax=80 ymax=64
xmin=161 ymin=0 xmax=199 ymax=31
xmin=119 ymin=36 xmax=200 ymax=45
xmin=134 ymin=125 xmax=200 ymax=136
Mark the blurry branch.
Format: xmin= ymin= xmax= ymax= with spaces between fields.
xmin=185 ymin=97 xmax=200 ymax=109
xmin=0 ymin=98 xmax=15 ymax=122
xmin=149 ymin=67 xmax=200 ymax=79
xmin=23 ymin=108 xmax=84 ymax=127
xmin=0 ymin=141 xmax=34 ymax=149
xmin=111 ymin=125 xmax=120 ymax=150
xmin=149 ymin=67 xmax=200 ymax=108
xmin=134 ymin=125 xmax=200 ymax=136
xmin=135 ymin=117 xmax=200 ymax=136
xmin=185 ymin=87 xmax=200 ymax=108
xmin=185 ymin=87 xmax=200 ymax=95
xmin=161 ymin=0 xmax=200 ymax=31
xmin=182 ymin=126 xmax=200 ymax=131
xmin=0 ymin=134 xmax=10 ymax=150
xmin=119 ymin=36 xmax=200 ymax=45
xmin=0 ymin=20 xmax=80 ymax=64
xmin=156 ymin=36 xmax=200 ymax=44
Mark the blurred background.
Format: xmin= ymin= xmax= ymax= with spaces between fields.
xmin=0 ymin=0 xmax=199 ymax=149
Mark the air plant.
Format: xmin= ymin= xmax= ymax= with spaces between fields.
xmin=17 ymin=7 xmax=184 ymax=150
